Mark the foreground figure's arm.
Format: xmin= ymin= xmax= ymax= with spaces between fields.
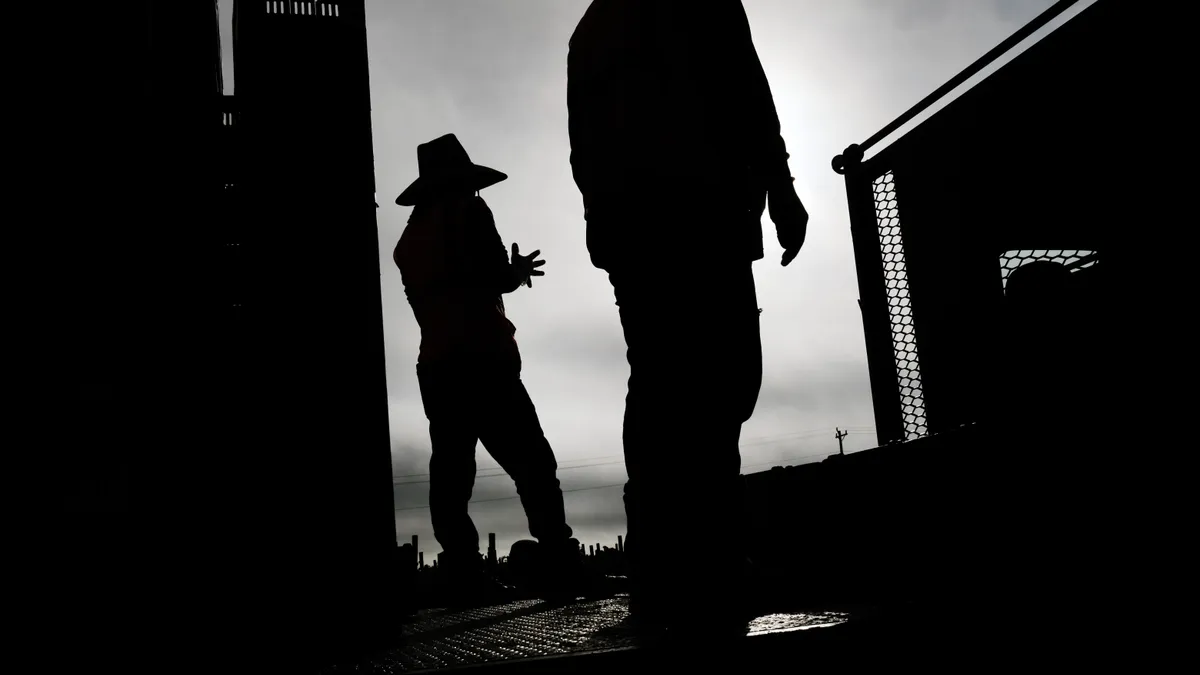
xmin=720 ymin=1 xmax=791 ymax=190
xmin=718 ymin=0 xmax=809 ymax=266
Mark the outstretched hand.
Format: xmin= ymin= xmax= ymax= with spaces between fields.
xmin=511 ymin=243 xmax=546 ymax=288
xmin=769 ymin=184 xmax=809 ymax=267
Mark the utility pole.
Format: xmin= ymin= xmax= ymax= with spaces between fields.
xmin=835 ymin=427 xmax=849 ymax=455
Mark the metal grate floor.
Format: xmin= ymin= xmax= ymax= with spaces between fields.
xmin=322 ymin=595 xmax=851 ymax=673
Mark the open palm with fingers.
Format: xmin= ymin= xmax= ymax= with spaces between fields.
xmin=512 ymin=243 xmax=546 ymax=287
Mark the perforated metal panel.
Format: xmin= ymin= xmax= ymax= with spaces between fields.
xmin=1000 ymin=249 xmax=1098 ymax=290
xmin=871 ymin=171 xmax=928 ymax=441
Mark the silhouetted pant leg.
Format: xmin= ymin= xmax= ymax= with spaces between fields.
xmin=419 ymin=361 xmax=484 ymax=559
xmin=419 ymin=359 xmax=573 ymax=560
xmin=610 ymin=262 xmax=762 ymax=608
xmin=475 ymin=362 xmax=574 ymax=545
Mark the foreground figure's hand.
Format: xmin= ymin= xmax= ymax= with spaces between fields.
xmin=769 ymin=183 xmax=809 ymax=267
xmin=512 ymin=243 xmax=546 ymax=287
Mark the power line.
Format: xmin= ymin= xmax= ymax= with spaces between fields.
xmin=396 ymin=446 xmax=838 ymax=490
xmin=393 ymin=439 xmax=844 ymax=506
xmin=392 ymin=452 xmax=621 ymax=480
xmin=391 ymin=427 xmax=852 ymax=483
xmin=391 ymin=446 xmax=835 ymax=509
xmin=394 ymin=482 xmax=625 ymax=512
xmin=394 ymin=443 xmax=849 ymax=511
xmin=740 ymin=429 xmax=829 ymax=448
xmin=393 ymin=459 xmax=626 ymax=486
xmin=740 ymin=450 xmax=836 ymax=472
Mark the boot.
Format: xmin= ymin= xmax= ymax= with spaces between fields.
xmin=627 ymin=553 xmax=755 ymax=638
xmin=434 ymin=551 xmax=516 ymax=609
xmin=535 ymin=537 xmax=588 ymax=604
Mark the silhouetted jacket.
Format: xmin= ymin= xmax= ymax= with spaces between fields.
xmin=394 ymin=197 xmax=523 ymax=365
xmin=568 ymin=0 xmax=793 ymax=270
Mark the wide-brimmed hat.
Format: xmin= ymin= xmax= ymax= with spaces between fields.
xmin=395 ymin=134 xmax=508 ymax=206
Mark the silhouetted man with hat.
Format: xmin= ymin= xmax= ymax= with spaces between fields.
xmin=567 ymin=0 xmax=810 ymax=633
xmin=393 ymin=133 xmax=581 ymax=606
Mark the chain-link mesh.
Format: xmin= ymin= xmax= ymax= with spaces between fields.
xmin=871 ymin=172 xmax=928 ymax=441
xmin=999 ymin=249 xmax=1098 ymax=290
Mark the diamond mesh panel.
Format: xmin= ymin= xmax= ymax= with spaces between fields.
xmin=999 ymin=249 xmax=1098 ymax=290
xmin=871 ymin=171 xmax=928 ymax=441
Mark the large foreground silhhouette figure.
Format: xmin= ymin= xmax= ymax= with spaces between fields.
xmin=567 ymin=0 xmax=810 ymax=632
xmin=393 ymin=134 xmax=582 ymax=606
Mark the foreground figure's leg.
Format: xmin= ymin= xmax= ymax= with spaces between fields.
xmin=614 ymin=264 xmax=762 ymax=632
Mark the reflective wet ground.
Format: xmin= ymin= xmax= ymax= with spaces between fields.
xmin=322 ymin=595 xmax=851 ymax=673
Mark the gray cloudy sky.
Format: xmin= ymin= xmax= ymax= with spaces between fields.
xmin=220 ymin=0 xmax=1087 ymax=559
